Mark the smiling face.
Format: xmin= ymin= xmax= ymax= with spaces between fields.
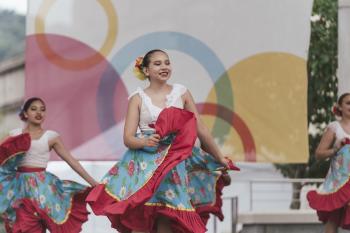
xmin=23 ymin=100 xmax=46 ymax=125
xmin=143 ymin=51 xmax=172 ymax=83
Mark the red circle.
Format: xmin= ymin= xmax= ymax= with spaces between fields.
xmin=197 ymin=103 xmax=256 ymax=162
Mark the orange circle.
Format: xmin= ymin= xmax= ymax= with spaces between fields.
xmin=35 ymin=0 xmax=118 ymax=70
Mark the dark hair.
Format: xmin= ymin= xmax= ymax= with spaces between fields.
xmin=19 ymin=97 xmax=45 ymax=121
xmin=141 ymin=49 xmax=167 ymax=68
xmin=333 ymin=93 xmax=350 ymax=117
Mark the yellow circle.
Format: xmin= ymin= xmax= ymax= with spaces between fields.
xmin=205 ymin=52 xmax=309 ymax=163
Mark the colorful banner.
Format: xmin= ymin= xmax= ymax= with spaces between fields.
xmin=26 ymin=0 xmax=313 ymax=163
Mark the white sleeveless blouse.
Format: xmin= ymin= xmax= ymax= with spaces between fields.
xmin=9 ymin=128 xmax=59 ymax=168
xmin=328 ymin=121 xmax=350 ymax=144
xmin=129 ymin=83 xmax=187 ymax=133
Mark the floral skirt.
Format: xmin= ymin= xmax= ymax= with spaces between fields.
xmin=87 ymin=107 xmax=238 ymax=233
xmin=307 ymin=144 xmax=350 ymax=229
xmin=0 ymin=134 xmax=90 ymax=233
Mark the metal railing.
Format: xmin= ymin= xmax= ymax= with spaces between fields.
xmin=247 ymin=178 xmax=324 ymax=211
xmin=213 ymin=196 xmax=238 ymax=233
xmin=212 ymin=178 xmax=324 ymax=233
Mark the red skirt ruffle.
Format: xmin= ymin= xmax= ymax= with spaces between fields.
xmin=11 ymin=190 xmax=90 ymax=233
xmin=307 ymin=180 xmax=350 ymax=229
xmin=0 ymin=133 xmax=30 ymax=165
xmin=88 ymin=184 xmax=207 ymax=233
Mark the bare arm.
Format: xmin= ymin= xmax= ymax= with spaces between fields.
xmin=51 ymin=137 xmax=98 ymax=186
xmin=315 ymin=127 xmax=338 ymax=160
xmin=123 ymin=95 xmax=159 ymax=149
xmin=183 ymin=90 xmax=227 ymax=166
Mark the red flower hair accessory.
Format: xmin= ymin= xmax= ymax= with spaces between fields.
xmin=133 ymin=56 xmax=147 ymax=81
xmin=332 ymin=105 xmax=341 ymax=117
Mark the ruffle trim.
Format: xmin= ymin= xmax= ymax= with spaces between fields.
xmin=307 ymin=179 xmax=350 ymax=229
xmin=0 ymin=133 xmax=30 ymax=165
xmin=307 ymin=179 xmax=350 ymax=211
xmin=87 ymin=184 xmax=206 ymax=233
xmin=88 ymin=172 xmax=232 ymax=232
xmin=317 ymin=206 xmax=350 ymax=229
xmin=11 ymin=189 xmax=90 ymax=233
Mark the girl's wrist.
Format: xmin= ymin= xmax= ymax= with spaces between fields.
xmin=140 ymin=137 xmax=147 ymax=147
xmin=332 ymin=146 xmax=338 ymax=154
xmin=218 ymin=156 xmax=227 ymax=166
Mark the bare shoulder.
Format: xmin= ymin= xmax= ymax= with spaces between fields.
xmin=182 ymin=89 xmax=194 ymax=103
xmin=323 ymin=126 xmax=336 ymax=138
xmin=183 ymin=89 xmax=191 ymax=96
xmin=128 ymin=93 xmax=142 ymax=106
xmin=126 ymin=93 xmax=142 ymax=117
xmin=49 ymin=134 xmax=62 ymax=149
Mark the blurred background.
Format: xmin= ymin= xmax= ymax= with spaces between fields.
xmin=0 ymin=0 xmax=347 ymax=232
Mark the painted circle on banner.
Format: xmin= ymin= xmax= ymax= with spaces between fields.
xmin=97 ymin=31 xmax=234 ymax=132
xmin=205 ymin=52 xmax=308 ymax=163
xmin=197 ymin=103 xmax=256 ymax=161
xmin=35 ymin=0 xmax=118 ymax=70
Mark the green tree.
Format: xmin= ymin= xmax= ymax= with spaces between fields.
xmin=275 ymin=0 xmax=338 ymax=209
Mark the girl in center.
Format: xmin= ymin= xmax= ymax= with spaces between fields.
xmin=87 ymin=49 xmax=237 ymax=233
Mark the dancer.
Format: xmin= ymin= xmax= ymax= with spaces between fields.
xmin=87 ymin=49 xmax=238 ymax=233
xmin=0 ymin=97 xmax=98 ymax=233
xmin=308 ymin=93 xmax=350 ymax=233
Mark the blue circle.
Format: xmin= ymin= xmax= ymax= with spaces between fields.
xmin=97 ymin=31 xmax=233 ymax=134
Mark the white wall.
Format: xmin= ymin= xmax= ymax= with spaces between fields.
xmin=0 ymin=56 xmax=25 ymax=137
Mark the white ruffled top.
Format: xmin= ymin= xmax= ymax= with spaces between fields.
xmin=328 ymin=121 xmax=350 ymax=143
xmin=9 ymin=128 xmax=59 ymax=168
xmin=129 ymin=83 xmax=187 ymax=133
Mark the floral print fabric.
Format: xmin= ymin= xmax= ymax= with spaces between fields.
xmin=0 ymin=153 xmax=87 ymax=226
